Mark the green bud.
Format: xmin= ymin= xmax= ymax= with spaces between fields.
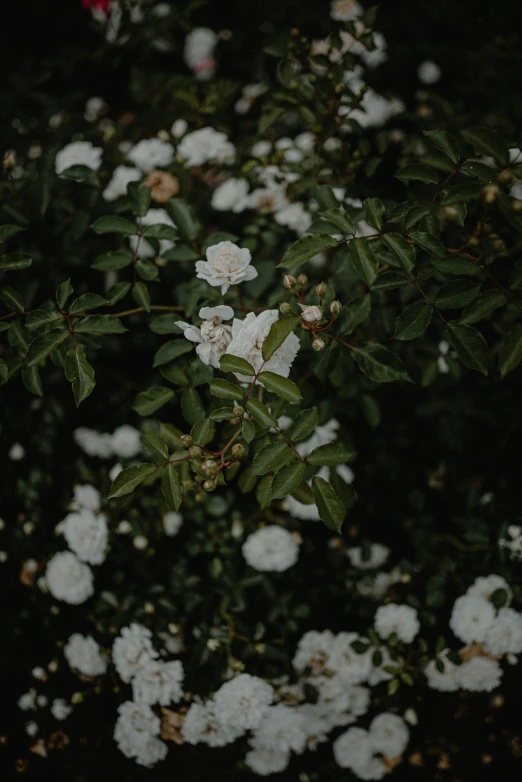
xmin=329 ymin=300 xmax=342 ymax=316
xmin=180 ymin=434 xmax=193 ymax=449
xmin=203 ymin=479 xmax=217 ymax=492
xmin=315 ymin=281 xmax=328 ymax=298
xmin=188 ymin=445 xmax=203 ymax=459
xmin=182 ymin=479 xmax=195 ymax=492
xmin=279 ymin=302 xmax=292 ymax=315
xmin=231 ymin=443 xmax=246 ymax=458
xmin=202 ymin=459 xmax=219 ymax=476
xmin=233 ymin=405 xmax=245 ymax=417
xmin=283 ymin=274 xmax=297 ymax=289
xmin=297 ymin=273 xmax=308 ymax=287
xmin=498 ymin=168 xmax=513 ymax=185
xmin=312 ymin=338 xmax=326 ymax=352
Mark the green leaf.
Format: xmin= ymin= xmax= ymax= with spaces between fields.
xmin=158 ymin=423 xmax=182 ymax=449
xmin=127 ymin=182 xmax=151 ymax=217
xmin=0 ymin=253 xmax=32 ymax=271
xmin=337 ymin=294 xmax=372 ymax=334
xmin=363 ymin=198 xmax=385 ymax=230
xmin=60 ymin=164 xmax=100 ymax=185
xmin=442 ymin=183 xmax=482 ymax=204
xmin=209 ymin=378 xmax=242 ymax=400
xmin=219 ymin=354 xmax=255 ymax=376
xmin=446 ymin=322 xmax=489 ymax=375
xmin=382 ymin=233 xmax=416 ymax=275
xmin=181 ymin=387 xmax=205 ymax=425
xmin=258 ymin=371 xmax=302 ymax=402
xmin=136 ymin=259 xmax=159 ymax=281
xmin=0 ymin=224 xmax=24 ymax=244
xmin=106 ymin=282 xmax=131 ymax=305
xmin=278 ymin=235 xmax=337 ymax=271
xmin=162 ymin=463 xmax=183 ymax=511
xmin=271 ymin=461 xmax=306 ymax=500
xmin=0 ymin=359 xmax=8 ymax=382
xmin=56 ymin=278 xmax=74 ymax=310
xmin=431 ymin=257 xmax=480 ymax=275
xmin=68 ymin=293 xmax=107 ymax=314
xmin=256 ymin=474 xmax=273 ymax=509
xmin=8 ymin=321 xmax=28 ymax=352
xmin=258 ymin=106 xmax=285 ymax=134
xmin=26 ymin=330 xmax=69 ymax=366
xmin=499 ymin=323 xmax=522 ymax=377
xmin=395 ymin=164 xmax=438 ymax=184
xmin=142 ymin=223 xmax=178 ymax=242
xmin=262 ymin=316 xmax=301 ymax=361
xmin=133 ymin=386 xmax=174 ymax=416
xmin=460 ymin=161 xmax=496 ymax=183
xmin=242 ymin=419 xmax=256 ymax=443
xmin=459 ymin=291 xmax=506 ymax=325
xmin=161 ymin=363 xmax=190 ymax=385
xmin=108 ymin=463 xmax=156 ymax=499
xmin=64 ymin=347 xmax=96 ymax=406
xmin=353 ymin=342 xmax=412 ymax=383
xmin=435 ymin=280 xmax=480 ymax=308
xmin=191 ymin=418 xmax=215 ymax=446
xmin=91 ymin=251 xmax=133 ymax=271
xmin=319 ymin=208 xmax=355 ymax=234
xmin=73 ymin=315 xmax=127 ymax=333
xmin=90 ymin=216 xmax=137 ymax=236
xmin=132 ymin=282 xmax=151 ymax=313
xmin=153 ymin=339 xmax=193 ymax=367
xmin=166 ymin=198 xmax=200 ymax=241
xmin=21 ymin=365 xmax=43 ymax=397
xmin=423 ymin=130 xmax=460 ymax=165
xmin=349 ymin=238 xmax=378 ymax=286
xmin=1 ymin=286 xmax=24 ymax=312
xmin=25 ymin=309 xmax=63 ymax=330
xmin=140 ymin=433 xmax=168 ymax=461
xmin=238 ymin=467 xmax=257 ymax=493
xmin=252 ymin=441 xmax=294 ymax=475
xmin=460 ymin=127 xmax=509 ymax=167
xmin=307 ymin=442 xmax=355 ymax=465
xmin=409 ymin=232 xmax=446 ymax=257
xmin=246 ymin=399 xmax=278 ymax=428
xmin=149 ymin=314 xmax=182 ymax=334
xmin=404 ymin=206 xmax=430 ymax=231
xmin=312 ymin=476 xmax=346 ymax=534
xmin=287 ymin=408 xmax=319 ymax=442
xmin=394 ymin=301 xmax=433 ymax=340
xmin=210 ymin=407 xmax=237 ymax=421
xmin=162 ymin=244 xmax=199 ymax=262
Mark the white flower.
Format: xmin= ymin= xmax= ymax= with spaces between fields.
xmin=211 ymin=178 xmax=249 ymax=212
xmin=225 ymin=310 xmax=300 ymax=382
xmin=331 ymin=0 xmax=362 ymax=21
xmin=84 ymin=96 xmax=106 ymax=122
xmin=45 ymin=552 xmax=94 ymax=605
xmin=72 ymin=484 xmax=101 ymax=512
xmin=251 ymin=140 xmax=272 ymax=157
xmin=8 ymin=443 xmax=24 ymax=460
xmin=417 ymin=60 xmax=441 ymax=84
xmin=302 ymin=678 xmax=370 ymax=731
xmin=132 ymin=659 xmax=184 ymax=706
xmin=184 ymin=27 xmax=217 ymax=80
xmin=374 ymin=604 xmax=420 ymax=643
xmin=51 ymin=699 xmax=72 ymax=720
xmin=18 ymin=691 xmax=36 ymax=711
xmin=330 ymin=633 xmax=372 ymax=684
xmin=424 ymin=650 xmax=459 ymax=692
xmin=456 ymin=657 xmax=503 ymax=692
xmin=64 ymin=633 xmax=107 ymax=676
xmin=293 ymin=630 xmax=337 ymax=674
xmin=339 ymin=28 xmax=388 ymax=68
xmin=182 ymin=700 xmax=243 ymax=746
xmin=62 ymin=509 xmax=108 ymax=565
xmin=449 ymin=595 xmax=495 ymax=644
xmin=367 ymin=647 xmax=394 ymax=686
xmin=73 ymin=427 xmax=113 ymax=458
xmin=274 ymin=202 xmax=312 ymax=235
xmin=285 ymin=495 xmax=320 ymax=521
xmin=466 ymin=574 xmax=512 ymax=605
xmin=112 ymin=624 xmax=158 ymax=683
xmin=369 ymin=713 xmax=409 ymax=757
xmin=129 ymin=208 xmax=176 ymax=259
xmin=245 ymin=748 xmax=290 ymax=776
xmin=55 ymin=141 xmax=103 ymax=175
xmin=195 ymin=241 xmax=257 ymax=294
xmin=176 ymin=305 xmax=234 ymax=368
xmin=484 ymin=608 xmax=522 ymax=655
xmin=213 ymin=673 xmax=274 ymax=731
xmin=247 ymin=185 xmax=289 ymax=213
xmin=110 ymin=425 xmax=142 ymax=459
xmin=102 ymin=165 xmax=141 ymax=201
xmin=347 ymin=543 xmax=390 ymax=570
xmin=299 ymin=304 xmax=323 ymax=324
xmin=127 ymin=138 xmax=174 ymax=174
xmin=242 ymin=526 xmax=299 ymax=572
xmin=294 ymin=132 xmax=316 ymax=153
xmin=249 ymin=704 xmax=307 ymax=754
xmin=171 ymin=119 xmax=188 ymax=138
xmin=114 ymin=701 xmax=166 ymax=767
xmin=163 ymin=511 xmax=183 ymax=537
xmin=110 ymin=463 xmax=123 ymax=481
xmin=178 ymin=127 xmax=235 ymax=167
xmin=297 ymin=419 xmax=339 ymax=458
xmin=333 ymin=726 xmax=373 ymax=772
xmin=26 ymin=721 xmax=39 ymax=737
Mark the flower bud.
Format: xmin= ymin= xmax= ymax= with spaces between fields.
xmin=182 ymin=479 xmax=195 ymax=491
xmin=441 ymin=205 xmax=459 ymax=222
xmin=233 ymin=405 xmax=244 ymax=417
xmin=283 ymin=275 xmax=297 ymax=289
xmin=513 ymin=199 xmax=522 ymax=212
xmin=315 ymin=281 xmax=328 ymax=298
xmin=312 ymin=338 xmax=326 ymax=352
xmin=482 ymin=184 xmax=499 ymax=204
xmin=297 ymin=274 xmax=308 ymax=287
xmin=279 ymin=302 xmax=292 ymax=315
xmin=329 ymin=300 xmax=342 ymax=316
xmin=498 ymin=168 xmax=513 ymax=185
xmin=202 ymin=459 xmax=218 ymax=476
xmin=203 ymin=479 xmax=217 ymax=492
xmin=180 ymin=435 xmax=193 ymax=449
xmin=231 ymin=443 xmax=246 ymax=459
xmin=492 ymin=238 xmax=506 ymax=253
xmin=299 ymin=304 xmax=323 ymax=325
xmin=188 ymin=445 xmax=203 ymax=460
xmin=195 ymin=492 xmax=205 ymax=503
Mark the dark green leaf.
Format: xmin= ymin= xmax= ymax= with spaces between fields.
xmin=371 ymin=272 xmax=409 ymax=292
xmin=21 ymin=366 xmax=43 ymax=396
xmin=210 ymin=407 xmax=237 ymax=421
xmin=220 ymin=354 xmax=255 ymax=376
xmin=256 ymin=474 xmax=273 ymax=508
xmin=242 ymin=419 xmax=256 ymax=443
xmin=312 ymin=476 xmax=346 ymax=534
xmin=446 ymin=322 xmax=489 ymax=375
xmin=56 ymin=278 xmax=74 ymax=310
xmin=0 ymin=359 xmax=8 ymax=383
xmin=60 ymin=165 xmax=99 ymax=185
xmin=64 ymin=347 xmax=95 ymax=406
xmin=246 ymin=399 xmax=278 ymax=428
xmin=459 ymin=291 xmax=506 ymax=325
xmin=353 ymin=342 xmax=412 ymax=383
xmin=108 ymin=463 xmax=156 ymax=499
xmin=140 ymin=433 xmax=169 ymax=461
xmin=68 ymin=293 xmax=107 ymax=314
xmin=209 ymin=378 xmax=242 ymax=400
xmin=74 ymin=315 xmax=127 ymax=333
xmin=191 ymin=418 xmax=215 ymax=446
xmin=238 ymin=467 xmax=257 ymax=493
xmin=307 ymin=442 xmax=356 ymax=465
xmin=25 ymin=310 xmax=63 ymax=330
xmin=162 ymin=463 xmax=183 ymax=510
xmin=258 ymin=371 xmax=302 ymax=402
xmin=181 ymin=387 xmax=205 ymax=425
xmin=499 ymin=323 xmax=522 ymax=377
xmin=1 ymin=286 xmax=24 ymax=312
xmin=460 ymin=127 xmax=508 ymax=166
xmin=349 ymin=238 xmax=378 ymax=286
xmin=423 ymin=130 xmax=460 ymax=165
xmin=160 ymin=363 xmax=190 ymax=385
xmin=252 ymin=441 xmax=295 ymax=475
xmin=133 ymin=386 xmax=174 ymax=416
xmin=271 ymin=461 xmax=306 ymax=499
xmin=278 ymin=236 xmax=337 ymax=271
xmin=287 ymin=408 xmax=319 ymax=442
xmin=127 ymin=182 xmax=151 ymax=217
xmin=91 ymin=216 xmax=137 ymax=236
xmin=149 ymin=314 xmax=182 ymax=334
xmin=91 ymin=251 xmax=133 ymax=271
xmin=319 ymin=208 xmax=355 ymax=234
xmin=460 ymin=161 xmax=496 ymax=183
xmin=26 ymin=330 xmax=69 ymax=366
xmin=166 ymin=198 xmax=200 ymax=241
xmin=382 ymin=233 xmax=416 ymax=274
xmin=162 ymin=244 xmax=199 ymax=262
xmin=435 ymin=280 xmax=480 ymax=308
xmin=132 ymin=282 xmax=151 ymax=313
xmin=106 ymin=282 xmax=131 ymax=305
xmin=337 ymin=294 xmax=372 ymax=334
xmin=153 ymin=340 xmax=193 ymax=367
xmin=262 ymin=316 xmax=301 ymax=361
xmin=0 ymin=253 xmax=32 ymax=271
xmin=409 ymin=232 xmax=445 ymax=257
xmin=258 ymin=106 xmax=285 ymax=134
xmin=0 ymin=224 xmax=24 ymax=244
xmin=394 ymin=301 xmax=433 ymax=340
xmin=136 ymin=259 xmax=159 ymax=281
xmin=142 ymin=223 xmax=178 ymax=242
xmin=395 ymin=164 xmax=438 ymax=184
xmin=363 ymin=198 xmax=385 ymax=230
xmin=432 ymin=257 xmax=480 ymax=275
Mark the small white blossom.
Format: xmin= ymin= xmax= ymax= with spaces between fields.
xmin=196 ymin=241 xmax=257 ymax=294
xmin=64 ymin=633 xmax=107 ymax=676
xmin=127 ymin=138 xmax=174 ymax=173
xmin=299 ymin=304 xmax=323 ymax=324
xmin=456 ymin=657 xmax=503 ymax=692
xmin=112 ymin=624 xmax=158 ymax=683
xmin=110 ymin=425 xmax=142 ymax=459
xmin=449 ymin=595 xmax=495 ymax=644
xmin=274 ymin=202 xmax=312 ymax=235
xmin=163 ymin=511 xmax=183 ymax=537
xmin=330 ymin=0 xmax=362 ymax=21
xmin=18 ymin=691 xmax=36 ymax=711
xmin=51 ymin=698 xmax=72 ymax=720
xmin=333 ymin=727 xmax=375 ymax=774
xmin=178 ymin=127 xmax=235 ymax=167
xmin=46 ymin=552 xmax=94 ymax=605
xmin=132 ymin=659 xmax=184 ymax=706
xmin=247 ymin=185 xmax=289 ymax=213
xmin=72 ymin=484 xmax=101 ymax=512
xmin=293 ymin=630 xmax=337 ymax=674
xmin=369 ymin=713 xmax=409 ymax=758
xmin=213 ymin=673 xmax=274 ymax=731
xmin=466 ymin=574 xmax=512 ymax=605
xmin=251 ymin=140 xmax=272 ymax=157
xmin=374 ymin=604 xmax=420 ymax=643
xmin=484 ymin=608 xmax=522 ymax=655
xmin=8 ymin=443 xmax=24 ymax=460
xmin=211 ymin=178 xmax=249 ymax=212
xmin=225 ymin=310 xmax=300 ymax=382
xmin=330 ymin=633 xmax=372 ymax=685
xmin=85 ymin=96 xmax=106 ymax=122
xmin=242 ymin=526 xmax=299 ymax=572
xmin=26 ymin=721 xmax=39 ymax=737
xmin=62 ymin=509 xmax=108 ymax=565
xmin=73 ymin=427 xmax=113 ymax=458
xmin=249 ymin=704 xmax=307 ymax=754
xmin=182 ymin=700 xmax=243 ymax=746
xmin=417 ymin=60 xmax=441 ymax=84
xmin=245 ymin=748 xmax=290 ymax=776
xmin=171 ymin=119 xmax=188 ymax=138
xmin=176 ymin=305 xmax=234 ymax=368
xmin=55 ymin=141 xmax=103 ymax=175
xmin=424 ymin=649 xmax=459 ymax=692
xmin=114 ymin=701 xmax=166 ymax=767
xmin=102 ymin=165 xmax=141 ymax=201
xmin=184 ymin=27 xmax=217 ymax=80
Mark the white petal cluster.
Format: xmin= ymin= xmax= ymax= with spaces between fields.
xmin=424 ymin=650 xmax=459 ymax=692
xmin=64 ymin=633 xmax=107 ymax=676
xmin=211 ymin=177 xmax=249 ymax=212
xmin=18 ymin=691 xmax=36 ymax=711
xmin=330 ymin=0 xmax=362 ymax=21
xmin=112 ymin=624 xmax=158 ymax=683
xmin=293 ymin=630 xmax=337 ymax=674
xmin=356 ymin=568 xmax=402 ymax=599
xmin=74 ymin=425 xmax=141 ymax=459
xmin=127 ymin=138 xmax=174 ymax=173
xmin=242 ymin=526 xmax=299 ymax=572
xmin=456 ymin=657 xmax=502 ymax=692
xmin=45 ymin=552 xmax=94 ymax=605
xmin=249 ymin=703 xmax=307 ymax=754
xmin=225 ymin=310 xmax=300 ymax=382
xmin=334 ymin=714 xmax=409 ymax=778
xmin=55 ymin=141 xmax=103 ymax=175
xmin=103 ymin=165 xmax=141 ymax=201
xmin=245 ymin=748 xmax=290 ymax=776
xmin=484 ymin=607 xmax=522 ymax=655
xmin=51 ymin=698 xmax=72 ymax=720
xmin=466 ymin=574 xmax=512 ymax=604
xmin=129 ymin=207 xmax=176 ymax=259
xmin=62 ymin=509 xmax=108 ymax=565
xmin=184 ymin=27 xmax=217 ymax=80
xmin=213 ymin=673 xmax=274 ymax=731
xmin=374 ymin=604 xmax=420 ymax=643
xmin=72 ymin=484 xmax=101 ymax=512
xmin=195 ymin=241 xmax=257 ymax=294
xmin=178 ymin=127 xmax=235 ymax=168
xmin=163 ymin=511 xmax=183 ymax=537
xmin=274 ymin=202 xmax=312 ymax=235
xmin=329 ymin=633 xmax=372 ymax=685
xmin=114 ymin=701 xmax=167 ymax=767
xmin=176 ymin=305 xmax=234 ymax=368
xmin=449 ymin=595 xmax=495 ymax=644
xmin=417 ymin=60 xmax=441 ymax=84
xmin=132 ymin=658 xmax=184 ymax=706
xmin=369 ymin=712 xmax=409 ymax=757
xmin=182 ymin=700 xmax=244 ymax=746
xmin=499 ymin=525 xmax=522 ymax=558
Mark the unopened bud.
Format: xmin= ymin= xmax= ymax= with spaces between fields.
xmin=299 ymin=304 xmax=323 ymax=325
xmin=297 ymin=274 xmax=308 ymax=287
xmin=279 ymin=302 xmax=292 ymax=315
xmin=283 ymin=275 xmax=296 ymax=289
xmin=513 ymin=199 xmax=522 ymax=212
xmin=482 ymin=184 xmax=499 ymax=204
xmin=182 ymin=479 xmax=195 ymax=491
xmin=195 ymin=492 xmax=205 ymax=503
xmin=312 ymin=338 xmax=326 ymax=351
xmin=231 ymin=443 xmax=246 ymax=458
xmin=203 ymin=479 xmax=217 ymax=492
xmin=492 ymin=238 xmax=506 ymax=253
xmin=233 ymin=405 xmax=244 ymax=417
xmin=188 ymin=445 xmax=203 ymax=459
xmin=180 ymin=434 xmax=193 ymax=449
xmin=442 ymin=205 xmax=459 ymax=222
xmin=329 ymin=300 xmax=342 ymax=316
xmin=315 ymin=281 xmax=328 ymax=298
xmin=202 ymin=459 xmax=218 ymax=476
xmin=498 ymin=168 xmax=513 ymax=185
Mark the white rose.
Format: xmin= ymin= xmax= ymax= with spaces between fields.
xmin=195 ymin=241 xmax=257 ymax=294
xmin=45 ymin=552 xmax=94 ymax=605
xmin=176 ymin=305 xmax=234 ymax=368
xmin=55 ymin=141 xmax=103 ymax=176
xmin=127 ymin=138 xmax=174 ymax=173
xmin=242 ymin=526 xmax=299 ymax=572
xmin=211 ymin=178 xmax=249 ymax=212
xmin=225 ymin=310 xmax=300 ymax=382
xmin=103 ymin=165 xmax=141 ymax=201
xmin=177 ymin=127 xmax=235 ymax=168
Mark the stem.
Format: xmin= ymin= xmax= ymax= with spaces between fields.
xmin=234 ymin=285 xmax=248 ymax=314
xmin=0 ymin=311 xmax=19 ymax=322
xmin=115 ymin=305 xmax=184 ymax=318
xmin=410 ymin=278 xmax=448 ymax=325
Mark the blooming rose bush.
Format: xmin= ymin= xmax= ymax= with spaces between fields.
xmin=3 ymin=0 xmax=522 ymax=779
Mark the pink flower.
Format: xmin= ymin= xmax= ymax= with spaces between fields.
xmin=82 ymin=0 xmax=112 ymax=14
